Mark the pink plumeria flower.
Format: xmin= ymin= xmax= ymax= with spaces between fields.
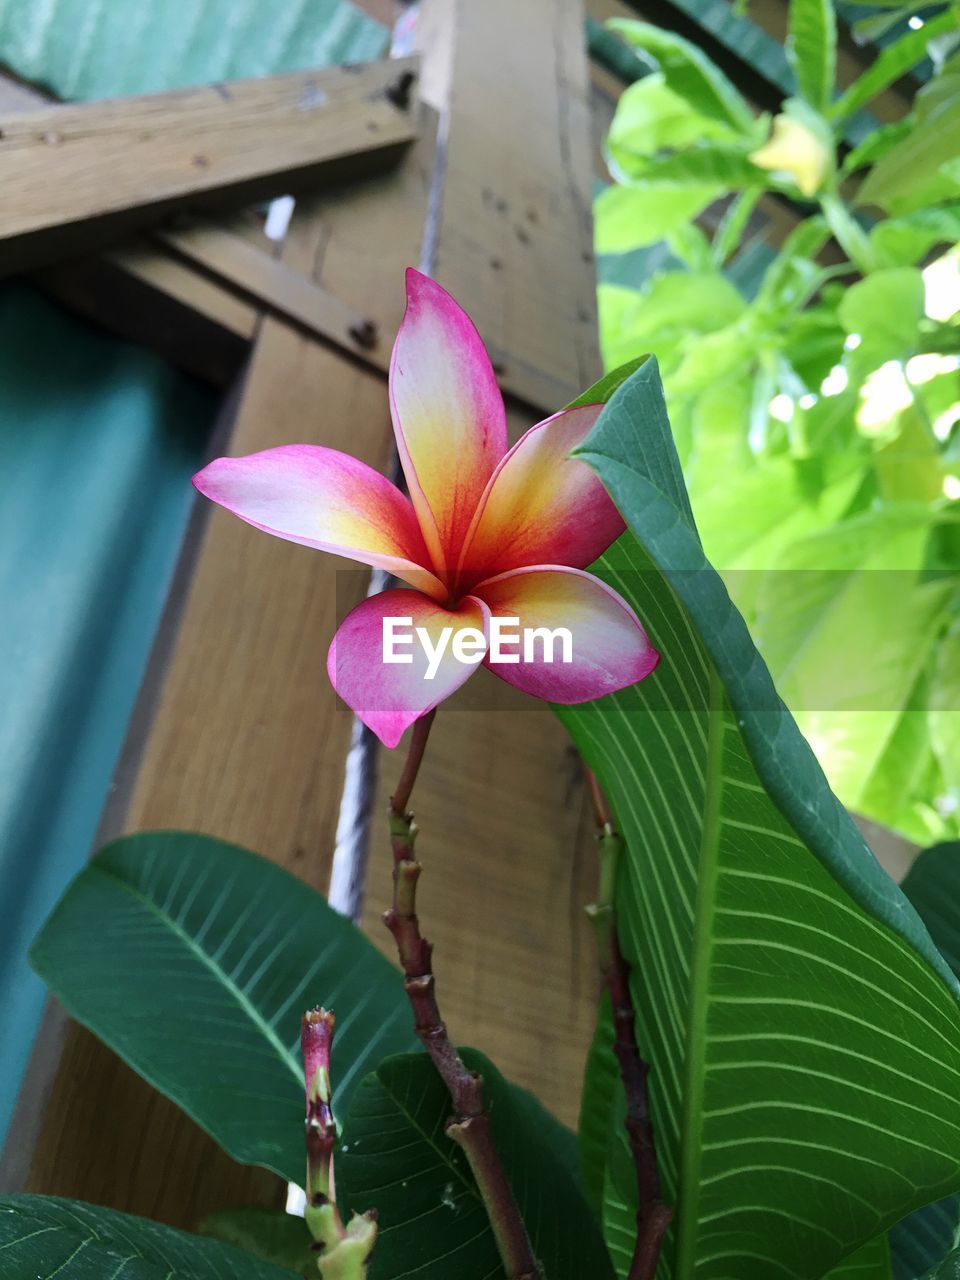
xmin=193 ymin=270 xmax=658 ymax=747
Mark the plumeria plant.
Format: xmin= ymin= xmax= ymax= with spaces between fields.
xmin=12 ymin=264 xmax=960 ymax=1280
xmin=594 ymin=0 xmax=960 ymax=848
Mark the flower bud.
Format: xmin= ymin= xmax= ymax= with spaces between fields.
xmin=750 ymin=112 xmax=831 ymax=197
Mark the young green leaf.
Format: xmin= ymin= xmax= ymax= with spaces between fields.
xmin=607 ymin=19 xmax=755 ymax=132
xmin=832 ymin=9 xmax=960 ymax=124
xmin=30 ymin=831 xmax=417 ymax=1183
xmin=787 ymin=0 xmax=837 ymax=112
xmin=338 ymin=1049 xmax=613 ymax=1280
xmin=0 ymin=1195 xmax=300 ymax=1279
xmin=559 ymin=358 xmax=960 ymax=1278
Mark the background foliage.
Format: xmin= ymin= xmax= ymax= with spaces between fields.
xmin=595 ymin=0 xmax=960 ymax=846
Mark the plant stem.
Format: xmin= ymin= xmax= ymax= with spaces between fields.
xmin=383 ymin=714 xmax=542 ymax=1280
xmin=585 ymin=769 xmax=672 ymax=1280
xmin=302 ymin=1009 xmax=378 ymax=1279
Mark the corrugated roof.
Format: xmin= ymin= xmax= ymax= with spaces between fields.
xmin=0 ymin=0 xmax=386 ymax=99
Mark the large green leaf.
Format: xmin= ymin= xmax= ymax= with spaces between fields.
xmin=891 ymin=843 xmax=960 ymax=1278
xmin=824 ymin=1235 xmax=892 ymax=1278
xmin=0 ymin=1195 xmax=299 ymax=1279
xmin=200 ymin=1209 xmax=314 ymax=1278
xmin=557 ymin=359 xmax=960 ymax=1279
xmin=337 ymin=1049 xmax=613 ymax=1280
xmin=838 ymin=268 xmax=925 ymax=368
xmin=30 ymin=831 xmax=416 ymax=1183
xmin=788 ymin=0 xmax=836 ymax=111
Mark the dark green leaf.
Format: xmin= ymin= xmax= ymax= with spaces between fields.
xmin=559 ymin=358 xmax=960 ymax=1278
xmin=788 ymin=0 xmax=837 ymax=111
xmin=338 ymin=1049 xmax=613 ymax=1280
xmin=0 ymin=1195 xmax=299 ymax=1279
xmin=823 ymin=1234 xmax=892 ymax=1278
xmin=895 ymin=844 xmax=960 ymax=1277
xmin=200 ymin=1208 xmax=314 ymax=1277
xmin=30 ymin=831 xmax=416 ymax=1183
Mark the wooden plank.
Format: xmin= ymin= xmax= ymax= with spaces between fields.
xmin=417 ymin=0 xmax=598 ymax=413
xmin=359 ymin=0 xmax=603 ymax=1128
xmin=156 ymin=223 xmax=391 ymax=373
xmin=18 ymin=110 xmax=437 ymax=1226
xmin=0 ymin=56 xmax=418 ymax=274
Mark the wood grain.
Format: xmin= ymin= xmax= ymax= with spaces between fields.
xmin=417 ymin=0 xmax=598 ymax=413
xmin=0 ymin=57 xmax=418 ymax=274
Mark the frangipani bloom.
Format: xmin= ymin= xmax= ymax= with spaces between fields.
xmin=194 ymin=270 xmax=658 ymax=747
xmin=750 ymin=112 xmax=831 ymax=198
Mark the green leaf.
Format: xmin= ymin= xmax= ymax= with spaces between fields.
xmin=921 ymin=1243 xmax=960 ymax=1277
xmin=712 ymin=189 xmax=762 ymax=265
xmin=894 ymin=844 xmax=960 ymax=1277
xmin=858 ymin=90 xmax=960 ymax=214
xmin=931 ymin=626 xmax=960 ymax=796
xmin=838 ymin=267 xmax=925 ymax=366
xmin=200 ymin=1208 xmax=314 ymax=1277
xmin=842 ymin=120 xmax=912 ymax=175
xmin=832 ymin=8 xmax=960 ymax=124
xmin=30 ymin=831 xmax=416 ymax=1183
xmin=607 ymin=19 xmax=755 ymax=132
xmin=595 ymin=183 xmax=721 ymax=253
xmin=0 ymin=1195 xmax=299 ymax=1279
xmin=823 ymin=1235 xmax=892 ymax=1278
xmin=871 ymin=204 xmax=960 ymax=268
xmin=788 ymin=0 xmax=837 ymax=111
xmin=610 ymin=144 xmax=763 ymax=191
xmin=559 ymin=358 xmax=960 ymax=1278
xmin=606 ymin=72 xmax=736 ymax=163
xmin=338 ymin=1049 xmax=613 ymax=1280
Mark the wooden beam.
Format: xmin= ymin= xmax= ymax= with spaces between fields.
xmin=0 ymin=57 xmax=418 ymax=274
xmin=15 ymin=107 xmax=436 ymax=1228
xmin=417 ymin=2 xmax=598 ymax=414
xmin=155 ymin=223 xmax=392 ymax=373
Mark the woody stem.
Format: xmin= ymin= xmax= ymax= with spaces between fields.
xmin=585 ymin=769 xmax=672 ymax=1280
xmin=383 ymin=713 xmax=542 ymax=1280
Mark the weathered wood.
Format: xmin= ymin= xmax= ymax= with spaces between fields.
xmin=416 ymin=0 xmax=598 ymax=414
xmin=0 ymin=57 xmax=418 ymax=274
xmin=156 ymin=223 xmax=392 ymax=373
xmin=19 ymin=112 xmax=437 ymax=1227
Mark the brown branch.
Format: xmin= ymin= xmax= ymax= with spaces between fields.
xmin=383 ymin=714 xmax=542 ymax=1280
xmin=585 ymin=769 xmax=672 ymax=1280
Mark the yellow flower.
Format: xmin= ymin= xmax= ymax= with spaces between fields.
xmin=750 ymin=113 xmax=831 ymax=197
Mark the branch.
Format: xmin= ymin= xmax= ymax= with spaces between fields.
xmin=383 ymin=714 xmax=542 ymax=1280
xmin=585 ymin=769 xmax=672 ymax=1280
xmin=302 ymin=1009 xmax=378 ymax=1279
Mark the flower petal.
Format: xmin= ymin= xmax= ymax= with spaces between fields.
xmin=456 ymin=404 xmax=624 ymax=586
xmin=390 ymin=269 xmax=508 ymax=574
xmin=327 ymin=588 xmax=490 ymax=748
xmin=194 ymin=445 xmax=445 ymax=600
xmin=475 ymin=566 xmax=658 ymax=704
